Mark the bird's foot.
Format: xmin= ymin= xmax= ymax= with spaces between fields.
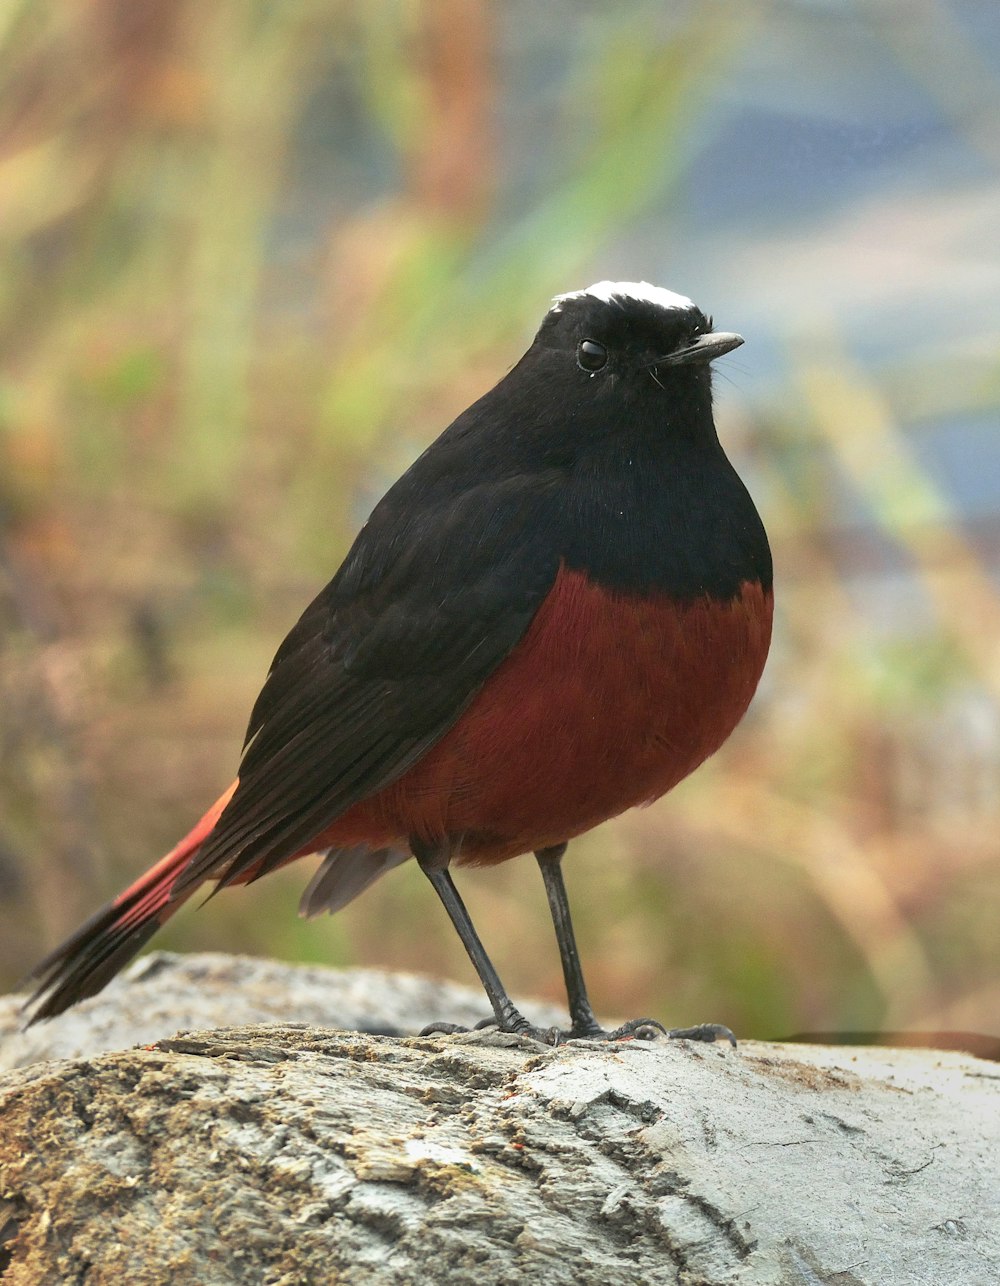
xmin=419 ymin=1016 xmax=567 ymax=1044
xmin=663 ymin=1021 xmax=738 ymax=1048
xmin=551 ymin=1017 xmax=737 ymax=1047
xmin=419 ymin=1015 xmax=736 ymax=1048
xmin=419 ymin=1017 xmax=498 ymax=1037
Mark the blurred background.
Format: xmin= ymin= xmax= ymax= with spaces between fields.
xmin=1 ymin=0 xmax=998 ymax=1042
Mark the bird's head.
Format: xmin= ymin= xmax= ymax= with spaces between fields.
xmin=533 ymin=280 xmax=742 ymax=412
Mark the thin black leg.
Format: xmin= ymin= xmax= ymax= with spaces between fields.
xmin=534 ymin=844 xmax=604 ymax=1037
xmin=416 ymin=839 xmax=733 ymax=1049
xmin=414 ymin=843 xmax=532 ymax=1035
xmin=535 ymin=845 xmax=732 ymax=1046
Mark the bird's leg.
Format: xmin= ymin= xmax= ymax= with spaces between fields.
xmin=414 ymin=841 xmax=551 ymax=1040
xmin=535 ymin=844 xmax=735 ymax=1047
xmin=534 ymin=844 xmax=605 ymax=1037
xmin=415 ymin=839 xmax=734 ymax=1048
xmin=536 ymin=845 xmax=663 ymax=1041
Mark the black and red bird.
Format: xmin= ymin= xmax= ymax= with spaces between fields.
xmin=27 ymin=281 xmax=773 ymax=1042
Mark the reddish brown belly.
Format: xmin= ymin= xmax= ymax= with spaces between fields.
xmin=318 ymin=566 xmax=773 ymax=863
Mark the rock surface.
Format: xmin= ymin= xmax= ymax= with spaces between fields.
xmin=0 ymin=951 xmax=566 ymax=1073
xmin=1 ymin=954 xmax=998 ymax=1285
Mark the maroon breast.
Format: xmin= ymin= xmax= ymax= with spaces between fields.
xmin=323 ymin=565 xmax=773 ymax=864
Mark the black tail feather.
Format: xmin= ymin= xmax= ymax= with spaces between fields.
xmin=24 ymin=893 xmax=164 ymax=1024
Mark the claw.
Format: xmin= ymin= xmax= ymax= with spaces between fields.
xmin=606 ymin=1018 xmax=668 ymax=1041
xmin=418 ymin=1016 xmax=567 ymax=1045
xmin=419 ymin=1016 xmax=553 ymax=1042
xmin=666 ymin=1022 xmax=737 ymax=1048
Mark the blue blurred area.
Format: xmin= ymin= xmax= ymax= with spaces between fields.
xmin=278 ymin=0 xmax=999 ymax=568
xmin=285 ymin=2 xmax=999 ymax=364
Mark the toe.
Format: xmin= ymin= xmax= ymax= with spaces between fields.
xmin=666 ymin=1022 xmax=737 ymax=1048
xmin=607 ymin=1018 xmax=668 ymax=1042
xmin=419 ymin=1021 xmax=472 ymax=1036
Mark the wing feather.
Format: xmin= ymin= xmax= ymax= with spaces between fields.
xmin=174 ymin=469 xmax=563 ymax=895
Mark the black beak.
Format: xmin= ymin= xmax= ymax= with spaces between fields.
xmin=648 ymin=331 xmax=744 ymax=368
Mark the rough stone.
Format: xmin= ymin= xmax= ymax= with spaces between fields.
xmin=1 ymin=955 xmax=998 ymax=1285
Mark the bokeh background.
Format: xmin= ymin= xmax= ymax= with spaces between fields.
xmin=2 ymin=0 xmax=998 ymax=1041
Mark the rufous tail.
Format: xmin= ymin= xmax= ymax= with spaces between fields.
xmin=25 ymin=781 xmax=238 ymax=1024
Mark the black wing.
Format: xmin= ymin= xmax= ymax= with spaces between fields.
xmin=174 ymin=458 xmax=565 ymax=894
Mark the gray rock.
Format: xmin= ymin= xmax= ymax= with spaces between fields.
xmin=0 ymin=951 xmax=567 ymax=1072
xmin=1 ymin=955 xmax=998 ymax=1284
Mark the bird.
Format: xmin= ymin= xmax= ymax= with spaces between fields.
xmin=26 ymin=280 xmax=773 ymax=1044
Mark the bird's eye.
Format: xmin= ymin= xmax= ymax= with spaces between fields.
xmin=691 ymin=313 xmax=712 ymax=338
xmin=577 ymin=339 xmax=608 ymax=372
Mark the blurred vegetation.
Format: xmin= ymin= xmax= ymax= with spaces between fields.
xmin=1 ymin=0 xmax=998 ymax=1041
